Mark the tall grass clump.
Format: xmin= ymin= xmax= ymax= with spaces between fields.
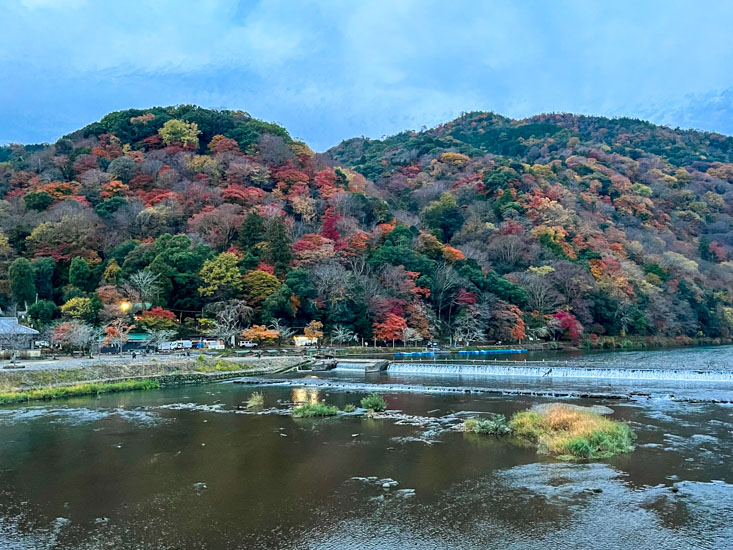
xmin=0 ymin=379 xmax=160 ymax=406
xmin=292 ymin=402 xmax=340 ymax=417
xmin=246 ymin=391 xmax=264 ymax=409
xmin=509 ymin=404 xmax=635 ymax=460
xmin=464 ymin=414 xmax=510 ymax=436
xmin=360 ymin=393 xmax=387 ymax=412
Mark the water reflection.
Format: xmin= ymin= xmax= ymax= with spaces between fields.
xmin=292 ymin=387 xmax=322 ymax=404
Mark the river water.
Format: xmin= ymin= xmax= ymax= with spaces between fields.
xmin=1 ymin=348 xmax=733 ymax=548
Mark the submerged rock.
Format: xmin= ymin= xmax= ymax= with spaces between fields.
xmin=53 ymin=517 xmax=71 ymax=532
xmin=351 ymin=476 xmax=399 ymax=489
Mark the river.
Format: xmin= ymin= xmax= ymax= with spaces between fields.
xmin=0 ymin=347 xmax=732 ymax=548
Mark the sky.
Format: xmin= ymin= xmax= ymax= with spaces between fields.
xmin=1 ymin=0 xmax=732 ymax=151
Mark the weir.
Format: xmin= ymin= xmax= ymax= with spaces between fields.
xmin=333 ymin=359 xmax=389 ymax=373
xmin=387 ymin=362 xmax=733 ymax=382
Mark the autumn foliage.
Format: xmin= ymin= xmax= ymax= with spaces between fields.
xmin=1 ymin=105 xmax=732 ymax=348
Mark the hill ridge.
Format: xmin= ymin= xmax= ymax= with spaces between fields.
xmin=1 ymin=105 xmax=732 ymax=345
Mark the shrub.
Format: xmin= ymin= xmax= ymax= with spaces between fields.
xmin=214 ymin=360 xmax=241 ymax=372
xmin=360 ymin=393 xmax=387 ymax=412
xmin=197 ymin=354 xmax=206 ymax=363
xmin=292 ymin=402 xmax=340 ymax=417
xmin=509 ymin=404 xmax=635 ymax=460
xmin=464 ymin=414 xmax=510 ymax=436
xmin=343 ymin=404 xmax=356 ymax=413
xmin=246 ymin=391 xmax=264 ymax=409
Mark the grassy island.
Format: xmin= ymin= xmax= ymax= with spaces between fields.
xmin=292 ymin=402 xmax=340 ymax=417
xmin=509 ymin=404 xmax=636 ymax=460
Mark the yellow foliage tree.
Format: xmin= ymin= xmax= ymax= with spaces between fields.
xmin=439 ymin=152 xmax=470 ymax=167
xmin=158 ymin=119 xmax=200 ymax=147
xmin=198 ymin=253 xmax=243 ymax=298
xmin=60 ymin=297 xmax=95 ymax=319
xmin=102 ymin=259 xmax=121 ymax=284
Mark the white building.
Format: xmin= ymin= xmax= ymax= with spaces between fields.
xmin=293 ymin=335 xmax=318 ymax=347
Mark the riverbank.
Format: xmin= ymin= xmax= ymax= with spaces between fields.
xmin=0 ymin=357 xmax=305 ymax=403
xmin=0 ymin=379 xmax=161 ymax=405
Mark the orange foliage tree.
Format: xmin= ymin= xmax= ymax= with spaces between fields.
xmin=242 ymin=325 xmax=280 ymax=344
xmin=373 ymin=314 xmax=408 ymax=346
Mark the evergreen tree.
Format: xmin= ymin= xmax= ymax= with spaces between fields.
xmin=27 ymin=299 xmax=59 ymax=326
xmin=69 ymin=257 xmax=94 ymax=292
xmin=32 ymin=257 xmax=56 ymax=300
xmin=9 ymin=258 xmax=36 ymax=306
xmin=264 ymin=221 xmax=292 ymax=278
xmin=238 ymin=211 xmax=266 ymax=251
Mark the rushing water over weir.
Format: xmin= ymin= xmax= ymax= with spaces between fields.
xmin=387 ymin=362 xmax=733 ymax=382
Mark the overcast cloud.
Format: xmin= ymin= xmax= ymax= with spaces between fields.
xmin=1 ymin=0 xmax=732 ymax=150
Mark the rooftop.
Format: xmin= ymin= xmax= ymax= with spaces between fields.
xmin=0 ymin=317 xmax=40 ymax=335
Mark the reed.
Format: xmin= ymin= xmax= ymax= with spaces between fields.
xmin=246 ymin=391 xmax=264 ymax=408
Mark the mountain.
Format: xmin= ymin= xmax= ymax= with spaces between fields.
xmin=1 ymin=106 xmax=733 ymax=345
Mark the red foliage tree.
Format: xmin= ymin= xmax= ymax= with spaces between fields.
xmin=321 ymin=207 xmax=342 ymax=241
xmin=209 ymin=135 xmax=240 ymax=154
xmin=140 ymin=307 xmax=176 ymax=321
xmin=373 ymin=313 xmax=408 ymax=344
xmin=550 ymin=310 xmax=583 ymax=342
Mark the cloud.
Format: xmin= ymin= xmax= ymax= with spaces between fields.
xmin=642 ymin=88 xmax=733 ymax=135
xmin=1 ymin=0 xmax=732 ymax=150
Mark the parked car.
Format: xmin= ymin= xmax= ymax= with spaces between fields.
xmin=238 ymin=340 xmax=258 ymax=348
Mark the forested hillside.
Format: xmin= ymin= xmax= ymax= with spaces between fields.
xmin=2 ymin=106 xmax=733 ymax=347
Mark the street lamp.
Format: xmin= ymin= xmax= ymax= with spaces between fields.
xmin=120 ymin=301 xmax=131 ymax=312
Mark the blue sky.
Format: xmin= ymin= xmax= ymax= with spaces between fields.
xmin=1 ymin=0 xmax=732 ymax=151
